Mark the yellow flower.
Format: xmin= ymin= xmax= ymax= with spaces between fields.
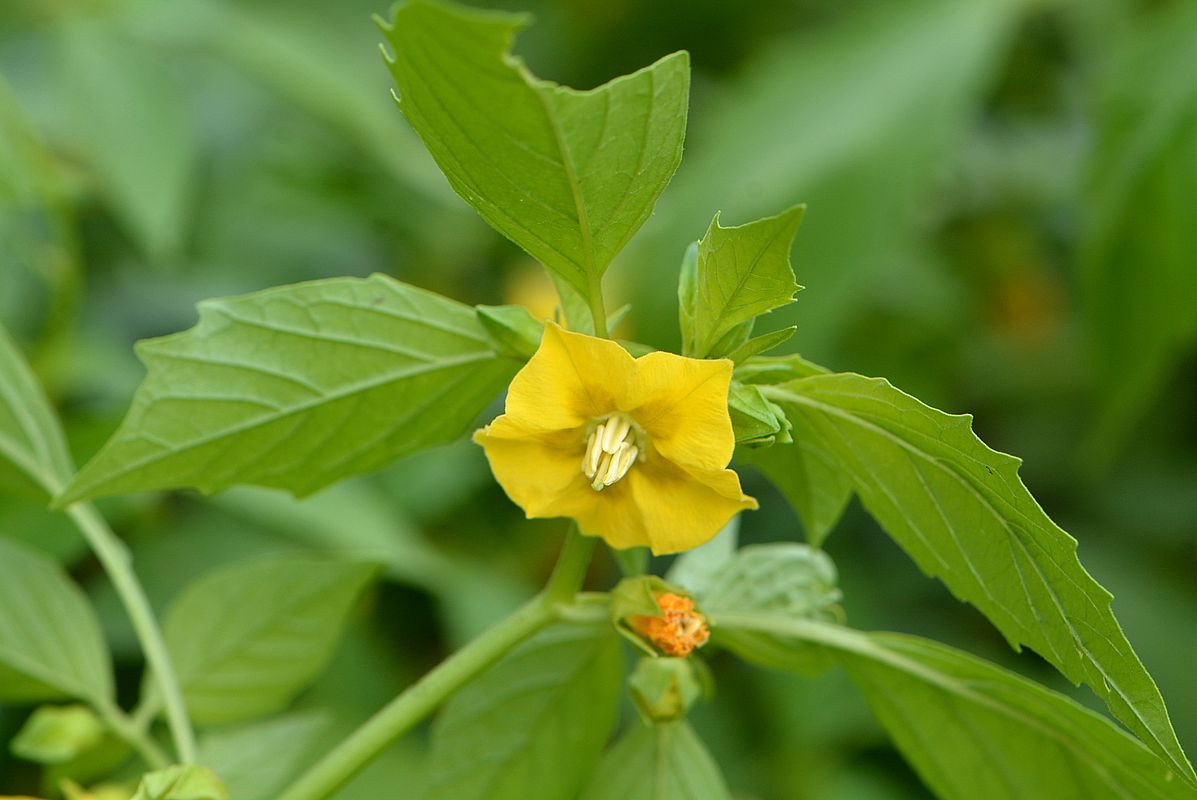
xmin=474 ymin=322 xmax=757 ymax=554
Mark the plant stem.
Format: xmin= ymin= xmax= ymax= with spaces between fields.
xmin=613 ymin=546 xmax=648 ymax=576
xmin=67 ymin=503 xmax=196 ymax=764
xmin=278 ymin=525 xmax=598 ymax=800
xmin=97 ymin=701 xmax=170 ymax=770
xmin=277 ymin=596 xmax=556 ymax=800
xmin=588 ymin=276 xmax=609 ymax=338
xmin=545 ymin=526 xmax=596 ymax=602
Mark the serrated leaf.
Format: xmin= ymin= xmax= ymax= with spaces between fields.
xmin=761 ymin=373 xmax=1195 ymax=782
xmin=725 ymin=326 xmax=796 ymax=364
xmin=59 ymin=275 xmax=516 ymax=504
xmin=735 ymin=353 xmax=830 ymax=385
xmin=423 ymin=622 xmax=622 ymax=800
xmin=679 ymin=206 xmax=804 ymax=358
xmin=578 ymin=721 xmax=732 ymax=800
xmin=198 ymin=712 xmax=329 ymax=800
xmin=0 ymin=323 xmax=73 ymax=499
xmin=157 ymin=555 xmax=377 ymax=725
xmin=58 ymin=17 xmax=195 ymax=261
xmin=698 ymin=543 xmax=841 ymax=675
xmin=717 ymin=617 xmax=1197 ymax=800
xmin=0 ymin=538 xmax=112 ymax=705
xmin=379 ymin=0 xmax=689 ymax=302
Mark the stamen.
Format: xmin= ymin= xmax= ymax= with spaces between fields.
xmin=581 ymin=413 xmax=644 ymax=491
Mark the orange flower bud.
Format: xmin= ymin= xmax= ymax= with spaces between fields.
xmin=628 ymin=592 xmax=710 ymax=657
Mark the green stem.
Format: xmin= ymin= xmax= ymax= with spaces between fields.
xmin=278 ymin=526 xmax=598 ymax=800
xmin=97 ymin=701 xmax=170 ymax=770
xmin=588 ymin=277 xmax=609 ymax=338
xmin=613 ymin=546 xmax=648 ymax=576
xmin=545 ymin=526 xmax=596 ymax=602
xmin=277 ymin=596 xmax=556 ymax=800
xmin=67 ymin=503 xmax=196 ymax=764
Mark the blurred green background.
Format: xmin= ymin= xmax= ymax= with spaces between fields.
xmin=2 ymin=0 xmax=1195 ymax=796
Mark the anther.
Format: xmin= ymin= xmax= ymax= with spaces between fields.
xmin=582 ymin=413 xmax=642 ymax=491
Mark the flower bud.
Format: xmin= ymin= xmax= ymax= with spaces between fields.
xmin=628 ymin=657 xmax=703 ymax=723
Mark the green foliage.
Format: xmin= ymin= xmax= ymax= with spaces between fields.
xmin=60 ymin=275 xmax=516 ymax=503
xmin=156 ymin=555 xmax=378 ymax=725
xmin=578 ymin=721 xmax=732 ymax=800
xmin=0 ymin=324 xmax=73 ymax=499
xmin=379 ymin=0 xmax=689 ymax=308
xmin=699 ymin=544 xmax=841 ymax=675
xmin=762 ymin=373 xmax=1195 ymax=781
xmin=727 ymin=382 xmax=790 ymax=447
xmin=422 ymin=622 xmax=622 ymax=800
xmin=1081 ymin=1 xmax=1197 ymax=457
xmin=677 ymin=206 xmax=803 ymax=359
xmin=716 ymin=617 xmax=1196 ymax=800
xmin=0 ymin=539 xmax=112 ymax=705
xmin=198 ymin=712 xmax=330 ymax=800
xmin=131 ymin=765 xmax=228 ymax=800
xmin=10 ymin=705 xmax=105 ymax=765
xmin=475 ymin=303 xmax=544 ymax=360
xmin=57 ymin=16 xmax=195 ymax=262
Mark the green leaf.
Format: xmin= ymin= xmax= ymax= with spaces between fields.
xmin=476 ymin=304 xmax=544 ymax=360
xmin=11 ymin=704 xmax=105 ymax=765
xmin=0 ymin=324 xmax=73 ymax=499
xmin=735 ymin=353 xmax=831 ymax=385
xmin=679 ymin=206 xmax=804 ymax=358
xmin=578 ymin=721 xmax=732 ymax=800
xmin=718 ymin=617 xmax=1197 ymax=800
xmin=1080 ymin=1 xmax=1197 ymax=462
xmin=761 ymin=373 xmax=1196 ymax=782
xmin=58 ymin=16 xmax=195 ymax=261
xmin=423 ymin=622 xmax=622 ymax=800
xmin=728 ymin=382 xmax=790 ymax=447
xmin=132 ymin=765 xmax=228 ymax=800
xmin=198 ymin=712 xmax=329 ymax=800
xmin=157 ymin=555 xmax=378 ymax=725
xmin=58 ymin=275 xmax=516 ymax=504
xmin=0 ymin=538 xmax=112 ymax=705
xmin=725 ymin=326 xmax=796 ymax=365
xmin=379 ymin=0 xmax=689 ymax=300
xmin=697 ymin=543 xmax=841 ymax=675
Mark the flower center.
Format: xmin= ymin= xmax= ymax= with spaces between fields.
xmin=582 ymin=412 xmax=645 ymax=491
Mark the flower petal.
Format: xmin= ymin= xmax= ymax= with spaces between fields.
xmin=630 ymin=353 xmax=736 ymax=472
xmin=474 ymin=420 xmax=585 ymax=517
xmin=504 ymin=322 xmax=635 ymax=431
xmin=628 ymin=457 xmax=757 ymax=555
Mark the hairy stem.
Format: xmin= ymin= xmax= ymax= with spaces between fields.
xmin=67 ymin=504 xmax=196 ymax=764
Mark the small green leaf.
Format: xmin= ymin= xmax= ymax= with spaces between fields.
xmin=132 ymin=765 xmax=228 ymax=800
xmin=698 ymin=543 xmax=841 ymax=675
xmin=0 ymin=538 xmax=112 ymax=705
xmin=380 ymin=0 xmax=689 ymax=302
xmin=725 ymin=326 xmax=797 ymax=364
xmin=198 ymin=712 xmax=329 ymax=800
xmin=734 ymin=353 xmax=830 ymax=385
xmin=762 ymin=373 xmax=1196 ymax=781
xmin=11 ymin=705 xmax=105 ymax=765
xmin=679 ymin=206 xmax=804 ymax=358
xmin=0 ymin=323 xmax=74 ymax=499
xmin=476 ymin=304 xmax=544 ymax=360
xmin=728 ymin=382 xmax=790 ymax=447
xmin=578 ymin=721 xmax=732 ymax=800
xmin=423 ymin=622 xmax=622 ymax=800
xmin=156 ymin=555 xmax=378 ymax=725
xmin=718 ymin=618 xmax=1197 ymax=800
xmin=59 ymin=275 xmax=516 ymax=504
